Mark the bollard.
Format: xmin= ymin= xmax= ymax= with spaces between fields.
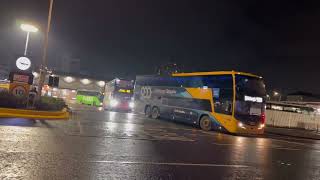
xmin=288 ymin=113 xmax=291 ymax=128
xmin=272 ymin=117 xmax=275 ymax=127
xmin=316 ymin=116 xmax=319 ymax=132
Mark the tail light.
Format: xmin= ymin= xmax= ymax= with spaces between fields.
xmin=260 ymin=112 xmax=266 ymax=124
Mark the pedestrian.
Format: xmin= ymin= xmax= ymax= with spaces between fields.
xmin=28 ymin=87 xmax=38 ymax=108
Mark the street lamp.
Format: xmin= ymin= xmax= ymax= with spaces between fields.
xmin=273 ymin=91 xmax=281 ymax=101
xmin=38 ymin=0 xmax=54 ymax=98
xmin=266 ymin=94 xmax=270 ymax=101
xmin=20 ymin=24 xmax=38 ymax=56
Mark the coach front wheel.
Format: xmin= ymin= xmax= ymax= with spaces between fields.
xmin=199 ymin=115 xmax=212 ymax=131
xmin=151 ymin=106 xmax=160 ymax=119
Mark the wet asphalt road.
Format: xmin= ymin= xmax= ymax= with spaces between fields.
xmin=0 ymin=105 xmax=320 ymax=180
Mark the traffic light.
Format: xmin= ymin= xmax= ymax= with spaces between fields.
xmin=48 ymin=75 xmax=59 ymax=87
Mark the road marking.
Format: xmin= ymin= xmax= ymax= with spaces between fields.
xmin=211 ymin=142 xmax=233 ymax=146
xmin=211 ymin=143 xmax=303 ymax=151
xmin=272 ymin=139 xmax=314 ymax=148
xmin=273 ymin=147 xmax=301 ymax=151
xmin=75 ymin=112 xmax=83 ymax=134
xmin=88 ymin=160 xmax=250 ymax=168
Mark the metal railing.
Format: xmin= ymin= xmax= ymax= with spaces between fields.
xmin=266 ymin=110 xmax=320 ymax=131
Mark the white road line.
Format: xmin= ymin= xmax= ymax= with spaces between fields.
xmin=211 ymin=143 xmax=305 ymax=151
xmin=272 ymin=139 xmax=314 ymax=148
xmin=211 ymin=142 xmax=233 ymax=146
xmin=88 ymin=160 xmax=250 ymax=168
xmin=273 ymin=147 xmax=301 ymax=151
xmin=76 ymin=113 xmax=83 ymax=134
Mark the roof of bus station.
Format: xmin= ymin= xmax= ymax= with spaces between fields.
xmin=172 ymin=71 xmax=262 ymax=78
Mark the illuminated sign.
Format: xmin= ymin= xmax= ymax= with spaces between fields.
xmin=13 ymin=74 xmax=29 ymax=83
xmin=9 ymin=72 xmax=33 ymax=85
xmin=118 ymin=89 xmax=131 ymax=93
xmin=244 ymin=95 xmax=263 ymax=103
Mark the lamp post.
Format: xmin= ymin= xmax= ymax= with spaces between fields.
xmin=38 ymin=0 xmax=54 ymax=98
xmin=20 ymin=24 xmax=38 ymax=56
xmin=273 ymin=91 xmax=281 ymax=101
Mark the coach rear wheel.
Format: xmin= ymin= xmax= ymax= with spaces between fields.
xmin=145 ymin=106 xmax=152 ymax=118
xmin=199 ymin=115 xmax=212 ymax=131
xmin=151 ymin=107 xmax=160 ymax=119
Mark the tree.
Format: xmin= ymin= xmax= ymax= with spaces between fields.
xmin=157 ymin=63 xmax=180 ymax=76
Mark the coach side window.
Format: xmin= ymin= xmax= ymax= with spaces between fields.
xmin=204 ymin=75 xmax=233 ymax=115
xmin=173 ymin=77 xmax=204 ymax=87
xmin=187 ymin=77 xmax=204 ymax=87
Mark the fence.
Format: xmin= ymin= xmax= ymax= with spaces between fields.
xmin=266 ymin=110 xmax=320 ymax=131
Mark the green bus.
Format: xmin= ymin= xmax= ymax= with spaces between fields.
xmin=76 ymin=90 xmax=103 ymax=107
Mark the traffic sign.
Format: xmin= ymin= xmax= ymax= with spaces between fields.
xmin=9 ymin=83 xmax=30 ymax=97
xmin=9 ymin=71 xmax=33 ymax=85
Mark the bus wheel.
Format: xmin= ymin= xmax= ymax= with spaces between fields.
xmin=151 ymin=107 xmax=160 ymax=119
xmin=199 ymin=115 xmax=211 ymax=131
xmin=145 ymin=106 xmax=152 ymax=118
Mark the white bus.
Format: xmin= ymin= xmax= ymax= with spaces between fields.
xmin=103 ymin=78 xmax=135 ymax=111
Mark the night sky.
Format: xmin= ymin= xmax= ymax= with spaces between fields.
xmin=0 ymin=0 xmax=320 ymax=93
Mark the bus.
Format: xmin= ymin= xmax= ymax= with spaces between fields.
xmin=134 ymin=71 xmax=266 ymax=134
xmin=76 ymin=90 xmax=103 ymax=107
xmin=103 ymin=78 xmax=135 ymax=111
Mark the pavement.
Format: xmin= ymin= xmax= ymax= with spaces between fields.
xmin=265 ymin=126 xmax=320 ymax=140
xmin=0 ymin=105 xmax=319 ymax=179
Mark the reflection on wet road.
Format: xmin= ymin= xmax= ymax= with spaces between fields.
xmin=0 ymin=105 xmax=319 ymax=179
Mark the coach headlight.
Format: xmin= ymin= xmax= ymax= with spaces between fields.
xmin=238 ymin=122 xmax=246 ymax=129
xmin=110 ymin=99 xmax=119 ymax=107
xmin=258 ymin=123 xmax=265 ymax=130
